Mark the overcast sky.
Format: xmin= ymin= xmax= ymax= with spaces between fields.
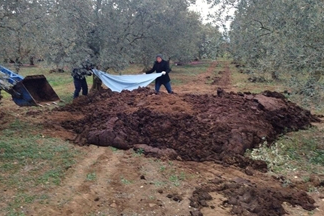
xmin=189 ymin=0 xmax=234 ymax=30
xmin=189 ymin=0 xmax=215 ymax=23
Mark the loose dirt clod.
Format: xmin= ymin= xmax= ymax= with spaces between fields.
xmin=190 ymin=177 xmax=316 ymax=216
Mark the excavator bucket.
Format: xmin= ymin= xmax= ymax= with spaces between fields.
xmin=11 ymin=75 xmax=60 ymax=106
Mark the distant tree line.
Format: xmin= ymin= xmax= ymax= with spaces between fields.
xmin=0 ymin=0 xmax=225 ymax=73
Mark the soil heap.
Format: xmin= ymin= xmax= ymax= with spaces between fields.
xmin=55 ymin=87 xmax=318 ymax=169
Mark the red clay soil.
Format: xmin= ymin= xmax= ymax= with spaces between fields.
xmin=48 ymin=87 xmax=320 ymax=215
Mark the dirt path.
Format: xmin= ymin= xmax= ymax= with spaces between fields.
xmin=176 ymin=61 xmax=218 ymax=94
xmin=177 ymin=60 xmax=235 ymax=94
xmin=30 ymin=146 xmax=201 ymax=216
xmin=28 ymin=147 xmax=324 ymax=216
xmin=215 ymin=61 xmax=232 ymax=90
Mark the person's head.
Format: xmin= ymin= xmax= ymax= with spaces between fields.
xmin=156 ymin=54 xmax=163 ymax=63
xmin=82 ymin=60 xmax=94 ymax=70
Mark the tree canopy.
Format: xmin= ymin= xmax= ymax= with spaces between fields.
xmin=0 ymin=0 xmax=223 ymax=72
xmin=210 ymin=0 xmax=324 ymax=104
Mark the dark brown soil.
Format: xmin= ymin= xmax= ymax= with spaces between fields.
xmin=55 ymin=88 xmax=318 ymax=166
xmin=190 ymin=176 xmax=316 ymax=215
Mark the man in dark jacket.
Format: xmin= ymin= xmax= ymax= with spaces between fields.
xmin=71 ymin=61 xmax=94 ymax=98
xmin=145 ymin=54 xmax=173 ymax=94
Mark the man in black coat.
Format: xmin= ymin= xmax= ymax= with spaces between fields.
xmin=145 ymin=54 xmax=173 ymax=94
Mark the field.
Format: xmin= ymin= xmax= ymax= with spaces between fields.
xmin=1 ymin=60 xmax=324 ymax=216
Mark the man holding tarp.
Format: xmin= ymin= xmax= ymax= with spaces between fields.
xmin=91 ymin=54 xmax=173 ymax=93
xmin=145 ymin=54 xmax=174 ymax=94
xmin=92 ymin=70 xmax=163 ymax=93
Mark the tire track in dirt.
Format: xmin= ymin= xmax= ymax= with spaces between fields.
xmin=31 ymin=146 xmax=199 ymax=216
xmin=216 ymin=61 xmax=231 ymax=90
xmin=178 ymin=60 xmax=218 ymax=94
xmin=208 ymin=60 xmax=236 ymax=93
xmin=195 ymin=60 xmax=218 ymax=84
xmin=30 ymin=145 xmax=108 ymax=215
xmin=178 ymin=60 xmax=234 ymax=94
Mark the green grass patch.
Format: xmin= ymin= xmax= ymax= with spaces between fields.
xmin=229 ymin=63 xmax=286 ymax=93
xmin=120 ymin=176 xmax=132 ymax=185
xmin=153 ymin=181 xmax=166 ymax=187
xmin=135 ymin=148 xmax=144 ymax=155
xmin=0 ymin=91 xmax=11 ymax=99
xmin=171 ymin=79 xmax=183 ymax=85
xmin=86 ymin=172 xmax=97 ymax=181
xmin=110 ymin=147 xmax=119 ymax=152
xmin=0 ymin=119 xmax=81 ymax=215
xmin=172 ymin=66 xmax=208 ymax=76
xmin=246 ymin=126 xmax=324 ymax=176
xmin=45 ymin=75 xmax=73 ymax=87
xmin=169 ymin=174 xmax=181 ymax=187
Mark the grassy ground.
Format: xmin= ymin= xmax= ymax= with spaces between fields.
xmin=0 ymin=65 xmax=84 ymax=215
xmin=245 ymin=127 xmax=324 ymax=190
xmin=229 ymin=63 xmax=324 ymax=114
xmin=0 ymin=119 xmax=82 ymax=216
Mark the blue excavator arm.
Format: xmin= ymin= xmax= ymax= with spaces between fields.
xmin=0 ymin=65 xmax=24 ymax=85
xmin=0 ymin=65 xmax=60 ymax=106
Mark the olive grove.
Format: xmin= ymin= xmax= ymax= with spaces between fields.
xmin=0 ymin=0 xmax=223 ymax=73
xmin=210 ymin=0 xmax=324 ymax=104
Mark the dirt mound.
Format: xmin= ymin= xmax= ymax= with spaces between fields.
xmin=55 ymin=88 xmax=318 ymax=169
xmin=189 ymin=176 xmax=316 ymax=215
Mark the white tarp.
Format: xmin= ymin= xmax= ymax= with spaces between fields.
xmin=92 ymin=69 xmax=162 ymax=93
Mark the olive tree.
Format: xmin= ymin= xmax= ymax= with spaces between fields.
xmin=0 ymin=0 xmax=48 ymax=72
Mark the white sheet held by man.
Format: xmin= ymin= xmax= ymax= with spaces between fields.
xmin=92 ymin=69 xmax=163 ymax=93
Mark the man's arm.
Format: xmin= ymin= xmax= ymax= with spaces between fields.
xmin=164 ymin=61 xmax=171 ymax=73
xmin=146 ymin=62 xmax=156 ymax=74
xmin=79 ymin=68 xmax=92 ymax=76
